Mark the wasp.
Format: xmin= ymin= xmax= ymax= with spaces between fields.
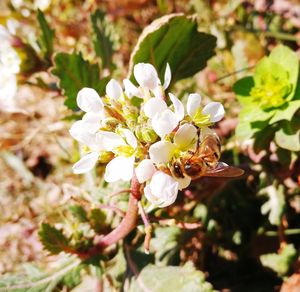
xmin=168 ymin=129 xmax=244 ymax=180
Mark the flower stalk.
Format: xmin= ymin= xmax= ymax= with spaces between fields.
xmin=78 ymin=174 xmax=141 ymax=260
xmin=138 ymin=201 xmax=152 ymax=254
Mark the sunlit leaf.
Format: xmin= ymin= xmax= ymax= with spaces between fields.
xmin=0 ymin=257 xmax=80 ymax=292
xmin=270 ymin=100 xmax=300 ymax=124
xmin=91 ymin=9 xmax=116 ymax=70
xmin=150 ymin=226 xmax=180 ymax=265
xmin=275 ymin=119 xmax=300 ymax=151
xmin=51 ymin=52 xmax=108 ymax=110
xmin=128 ymin=14 xmax=216 ymax=84
xmin=128 ymin=262 xmax=214 ymax=292
xmin=260 ymin=184 xmax=285 ymax=226
xmin=260 ymin=244 xmax=297 ymax=277
xmin=38 ymin=223 xmax=70 ymax=254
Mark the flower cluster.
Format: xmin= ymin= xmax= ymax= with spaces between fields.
xmin=70 ymin=63 xmax=224 ymax=207
xmin=0 ymin=24 xmax=21 ymax=111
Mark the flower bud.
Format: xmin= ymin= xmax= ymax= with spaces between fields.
xmin=123 ymin=104 xmax=138 ymax=121
xmin=101 ymin=117 xmax=119 ymax=131
xmin=135 ymin=126 xmax=144 ymax=142
xmin=98 ymin=151 xmax=114 ymax=163
xmin=142 ymin=128 xmax=158 ymax=144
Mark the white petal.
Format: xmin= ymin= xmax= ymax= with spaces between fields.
xmin=96 ymin=131 xmax=125 ymax=151
xmin=144 ymin=185 xmax=164 ymax=206
xmin=69 ymin=120 xmax=85 ymax=142
xmin=69 ymin=121 xmax=101 ymax=150
xmin=134 ymin=63 xmax=159 ymax=90
xmin=77 ymin=88 xmax=104 ymax=113
xmin=149 ymin=140 xmax=175 ymax=164
xmin=174 ymin=176 xmax=191 ymax=190
xmin=152 ymin=109 xmax=178 ymax=138
xmin=145 ymin=171 xmax=179 ymax=207
xmin=135 ymin=159 xmax=156 ymax=183
xmin=202 ymin=102 xmax=225 ymax=122
xmin=143 ymin=97 xmax=167 ymax=118
xmin=174 ymin=123 xmax=198 ymax=150
xmin=163 ymin=63 xmax=171 ymax=90
xmin=73 ymin=152 xmax=99 ymax=174
xmin=123 ymin=78 xmax=140 ymax=98
xmin=169 ymin=93 xmax=184 ymax=121
xmin=119 ymin=128 xmax=137 ymax=148
xmin=187 ymin=93 xmax=201 ymax=117
xmin=152 ymin=86 xmax=164 ymax=99
xmin=106 ymin=79 xmax=123 ymax=100
xmin=82 ymin=112 xmax=101 ymax=134
xmin=104 ymin=156 xmax=134 ymax=182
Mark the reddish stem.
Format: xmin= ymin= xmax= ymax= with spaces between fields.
xmin=79 ymin=175 xmax=141 ymax=259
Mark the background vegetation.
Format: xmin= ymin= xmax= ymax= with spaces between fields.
xmin=0 ymin=0 xmax=300 ymax=291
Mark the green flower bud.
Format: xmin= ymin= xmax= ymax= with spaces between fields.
xmin=101 ymin=117 xmax=120 ymax=131
xmin=141 ymin=128 xmax=158 ymax=144
xmin=113 ymin=145 xmax=135 ymax=157
xmin=135 ymin=126 xmax=144 ymax=142
xmin=98 ymin=151 xmax=114 ymax=163
xmin=123 ymin=105 xmax=138 ymax=121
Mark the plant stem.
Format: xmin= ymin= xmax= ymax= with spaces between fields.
xmin=79 ymin=175 xmax=141 ymax=259
xmin=138 ymin=201 xmax=152 ymax=254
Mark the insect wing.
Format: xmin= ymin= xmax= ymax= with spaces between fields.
xmin=204 ymin=162 xmax=244 ymax=177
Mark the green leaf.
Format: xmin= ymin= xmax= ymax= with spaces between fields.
xmin=260 ymin=184 xmax=285 ymax=226
xmin=91 ymin=9 xmax=115 ymax=70
xmin=38 ymin=223 xmax=70 ymax=254
xmin=275 ymin=121 xmax=300 ymax=151
xmin=69 ymin=205 xmax=88 ymax=222
xmin=51 ymin=52 xmax=108 ymax=110
xmin=269 ymin=100 xmax=300 ymax=123
xmin=37 ymin=9 xmax=55 ymax=62
xmin=260 ymin=244 xmax=297 ymax=277
xmin=232 ymin=76 xmax=254 ymax=97
xmin=235 ymin=120 xmax=255 ymax=141
xmin=128 ymin=262 xmax=214 ymax=292
xmin=253 ymin=126 xmax=276 ymax=153
xmin=128 ymin=14 xmax=216 ymax=84
xmin=0 ymin=257 xmax=80 ymax=292
xmin=61 ymin=264 xmax=82 ymax=289
xmin=150 ymin=226 xmax=180 ymax=265
xmin=235 ymin=107 xmax=272 ymax=141
xmin=89 ymin=208 xmax=107 ymax=233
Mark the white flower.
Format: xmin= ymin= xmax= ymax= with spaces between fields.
xmin=134 ymin=63 xmax=159 ymax=91
xmin=34 ymin=0 xmax=51 ymax=10
xmin=76 ymin=87 xmax=105 ymax=134
xmin=123 ymin=78 xmax=141 ymax=98
xmin=133 ymin=63 xmax=171 ymax=97
xmin=149 ymin=123 xmax=197 ymax=163
xmin=0 ymin=26 xmax=21 ymax=112
xmin=106 ymin=79 xmax=123 ymax=101
xmin=70 ymin=122 xmax=106 ymax=174
xmin=73 ymin=152 xmax=100 ymax=174
xmin=186 ymin=93 xmax=225 ymax=124
xmin=149 ymin=123 xmax=198 ymax=189
xmin=0 ymin=73 xmax=18 ymax=111
xmin=135 ymin=159 xmax=156 ymax=183
xmin=103 ymin=129 xmax=138 ymax=182
xmin=143 ymin=93 xmax=184 ymax=138
xmin=11 ymin=0 xmax=23 ymax=9
xmin=144 ymin=171 xmax=179 ymax=207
